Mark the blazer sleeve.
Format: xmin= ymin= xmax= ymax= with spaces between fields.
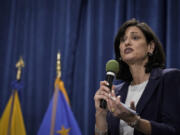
xmin=150 ymin=69 xmax=180 ymax=135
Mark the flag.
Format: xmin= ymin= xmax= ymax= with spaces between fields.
xmin=38 ymin=78 xmax=82 ymax=135
xmin=0 ymin=80 xmax=26 ymax=135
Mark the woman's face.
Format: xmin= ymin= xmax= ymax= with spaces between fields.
xmin=119 ymin=26 xmax=154 ymax=65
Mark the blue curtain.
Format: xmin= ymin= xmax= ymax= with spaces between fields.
xmin=0 ymin=0 xmax=180 ymax=135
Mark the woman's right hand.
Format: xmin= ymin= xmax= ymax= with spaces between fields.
xmin=94 ymin=81 xmax=111 ymax=116
xmin=94 ymin=81 xmax=111 ymax=132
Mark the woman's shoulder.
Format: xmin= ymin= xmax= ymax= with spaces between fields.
xmin=158 ymin=68 xmax=180 ymax=83
xmin=161 ymin=68 xmax=180 ymax=77
xmin=150 ymin=68 xmax=180 ymax=80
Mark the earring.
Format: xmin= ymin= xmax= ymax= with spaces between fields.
xmin=119 ymin=57 xmax=122 ymax=61
xmin=147 ymin=52 xmax=153 ymax=56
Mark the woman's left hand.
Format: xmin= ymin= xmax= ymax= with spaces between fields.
xmin=107 ymin=89 xmax=137 ymax=123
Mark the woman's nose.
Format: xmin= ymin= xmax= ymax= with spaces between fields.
xmin=124 ymin=38 xmax=131 ymax=46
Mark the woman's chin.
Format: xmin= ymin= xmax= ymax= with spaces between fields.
xmin=122 ymin=57 xmax=136 ymax=63
xmin=123 ymin=57 xmax=148 ymax=66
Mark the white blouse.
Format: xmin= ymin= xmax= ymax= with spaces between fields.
xmin=119 ymin=80 xmax=148 ymax=135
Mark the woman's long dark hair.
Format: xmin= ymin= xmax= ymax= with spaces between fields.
xmin=114 ymin=19 xmax=165 ymax=82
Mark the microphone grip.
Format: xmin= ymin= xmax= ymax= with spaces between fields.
xmin=100 ymin=99 xmax=107 ymax=109
xmin=99 ymin=74 xmax=114 ymax=109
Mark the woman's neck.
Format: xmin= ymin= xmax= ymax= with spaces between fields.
xmin=129 ymin=64 xmax=150 ymax=85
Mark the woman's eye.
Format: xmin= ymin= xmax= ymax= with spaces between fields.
xmin=132 ymin=36 xmax=139 ymax=40
xmin=120 ymin=38 xmax=125 ymax=42
xmin=120 ymin=37 xmax=126 ymax=42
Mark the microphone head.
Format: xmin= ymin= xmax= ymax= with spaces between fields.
xmin=106 ymin=59 xmax=119 ymax=74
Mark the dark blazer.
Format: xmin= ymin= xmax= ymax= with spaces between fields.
xmin=106 ymin=68 xmax=180 ymax=135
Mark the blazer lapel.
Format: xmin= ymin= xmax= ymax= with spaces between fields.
xmin=136 ymin=68 xmax=162 ymax=114
xmin=117 ymin=82 xmax=129 ymax=103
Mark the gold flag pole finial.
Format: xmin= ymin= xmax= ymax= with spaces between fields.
xmin=6 ymin=56 xmax=25 ymax=135
xmin=16 ymin=56 xmax=25 ymax=81
xmin=50 ymin=52 xmax=62 ymax=135
xmin=56 ymin=52 xmax=61 ymax=79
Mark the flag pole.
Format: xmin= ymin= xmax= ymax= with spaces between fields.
xmin=50 ymin=52 xmax=61 ymax=135
xmin=7 ymin=57 xmax=24 ymax=135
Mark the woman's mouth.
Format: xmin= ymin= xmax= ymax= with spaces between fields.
xmin=124 ymin=48 xmax=133 ymax=54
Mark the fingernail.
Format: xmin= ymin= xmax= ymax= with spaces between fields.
xmin=112 ymin=97 xmax=116 ymax=101
xmin=106 ymin=82 xmax=109 ymax=86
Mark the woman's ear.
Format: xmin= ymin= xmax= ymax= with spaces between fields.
xmin=148 ymin=41 xmax=155 ymax=54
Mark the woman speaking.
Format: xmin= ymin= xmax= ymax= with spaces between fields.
xmin=94 ymin=19 xmax=180 ymax=135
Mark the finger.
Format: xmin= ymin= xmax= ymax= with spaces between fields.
xmin=107 ymin=95 xmax=114 ymax=112
xmin=107 ymin=92 xmax=115 ymax=102
xmin=94 ymin=97 xmax=108 ymax=110
xmin=115 ymin=96 xmax=123 ymax=110
xmin=112 ymin=85 xmax=115 ymax=90
xmin=95 ymin=95 xmax=109 ymax=101
xmin=111 ymin=95 xmax=120 ymax=114
xmin=116 ymin=95 xmax=121 ymax=102
xmin=130 ymin=101 xmax=136 ymax=111
xmin=97 ymin=88 xmax=110 ymax=96
xmin=94 ymin=94 xmax=108 ymax=106
xmin=114 ymin=95 xmax=121 ymax=107
xmin=94 ymin=90 xmax=109 ymax=101
xmin=100 ymin=81 xmax=112 ymax=93
xmin=108 ymin=90 xmax=116 ymax=102
xmin=108 ymin=95 xmax=119 ymax=113
xmin=100 ymin=85 xmax=111 ymax=93
xmin=99 ymin=81 xmax=111 ymax=93
xmin=111 ymin=89 xmax=116 ymax=97
xmin=100 ymin=81 xmax=109 ymax=87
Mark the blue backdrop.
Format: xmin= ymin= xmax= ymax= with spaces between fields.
xmin=0 ymin=0 xmax=180 ymax=135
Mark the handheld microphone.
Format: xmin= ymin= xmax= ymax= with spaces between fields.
xmin=100 ymin=59 xmax=119 ymax=109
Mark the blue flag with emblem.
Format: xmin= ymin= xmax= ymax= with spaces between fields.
xmin=38 ymin=78 xmax=82 ymax=135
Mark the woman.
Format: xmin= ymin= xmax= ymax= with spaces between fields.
xmin=94 ymin=19 xmax=180 ymax=135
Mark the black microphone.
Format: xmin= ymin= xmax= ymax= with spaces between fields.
xmin=100 ymin=59 xmax=119 ymax=109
